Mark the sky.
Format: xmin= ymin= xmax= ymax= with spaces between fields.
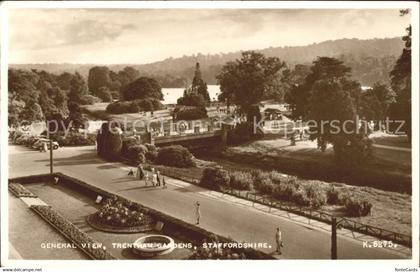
xmin=8 ymin=9 xmax=410 ymax=64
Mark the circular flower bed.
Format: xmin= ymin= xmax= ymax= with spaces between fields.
xmin=87 ymin=197 xmax=154 ymax=233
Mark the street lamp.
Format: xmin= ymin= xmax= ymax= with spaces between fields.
xmin=49 ymin=136 xmax=53 ymax=174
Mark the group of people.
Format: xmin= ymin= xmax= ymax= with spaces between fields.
xmin=128 ymin=164 xmax=166 ymax=188
xmin=128 ymin=164 xmax=283 ymax=256
xmin=128 ymin=165 xmax=202 ymax=225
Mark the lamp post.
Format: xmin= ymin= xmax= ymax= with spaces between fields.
xmin=49 ymin=136 xmax=53 ymax=174
xmin=331 ymin=217 xmax=337 ymax=259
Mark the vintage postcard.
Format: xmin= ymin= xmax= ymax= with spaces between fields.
xmin=1 ymin=1 xmax=419 ymax=272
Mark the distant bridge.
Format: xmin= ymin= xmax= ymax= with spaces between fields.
xmin=152 ymin=130 xmax=224 ymax=147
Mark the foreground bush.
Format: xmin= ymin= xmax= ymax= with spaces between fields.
xmin=303 ymin=183 xmax=327 ymax=208
xmin=343 ymin=197 xmax=373 ymax=217
xmin=31 ymin=205 xmax=116 ymax=260
xmin=126 ymin=145 xmax=147 ymax=164
xmin=326 ymin=186 xmax=340 ymax=205
xmin=200 ymin=167 xmax=230 ymax=189
xmin=121 ymin=137 xmax=140 ymax=157
xmin=156 ymin=145 xmax=195 ymax=168
xmin=229 ymin=171 xmax=253 ymax=190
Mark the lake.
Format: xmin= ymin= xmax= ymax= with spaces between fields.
xmin=162 ymin=85 xmax=221 ymax=104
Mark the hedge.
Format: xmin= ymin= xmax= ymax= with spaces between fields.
xmin=200 ymin=167 xmax=230 ymax=190
xmin=31 ymin=205 xmax=117 ymax=260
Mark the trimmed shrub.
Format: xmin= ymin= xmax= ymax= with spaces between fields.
xmin=175 ymin=106 xmax=208 ymax=121
xmin=272 ymin=182 xmax=295 ymax=202
xmin=304 ymin=183 xmax=327 ymax=208
xmin=156 ymin=145 xmax=195 ymax=168
xmin=145 ymin=143 xmax=157 ymax=152
xmin=96 ymin=122 xmax=122 ymax=161
xmin=326 ymin=186 xmax=340 ymax=205
xmin=126 ymin=145 xmax=147 ymax=164
xmin=251 ymin=169 xmax=270 ymax=184
xmin=292 ymin=188 xmax=311 ymax=207
xmin=145 ymin=150 xmax=158 ymax=163
xmin=229 ymin=171 xmax=253 ymax=190
xmin=343 ymin=197 xmax=373 ymax=217
xmin=269 ymin=171 xmax=289 ymax=185
xmin=121 ymin=137 xmax=140 ymax=157
xmin=257 ymin=178 xmax=274 ymax=195
xmin=200 ymin=167 xmax=230 ymax=189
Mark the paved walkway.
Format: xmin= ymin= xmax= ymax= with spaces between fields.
xmin=9 ymin=145 xmax=411 ymax=259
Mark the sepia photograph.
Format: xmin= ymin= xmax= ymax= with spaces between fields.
xmin=1 ymin=1 xmax=419 ymax=272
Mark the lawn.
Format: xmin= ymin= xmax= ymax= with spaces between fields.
xmin=223 ymin=136 xmax=411 ymax=178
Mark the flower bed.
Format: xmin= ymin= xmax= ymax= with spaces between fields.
xmin=30 ymin=205 xmax=117 ymax=260
xmin=86 ymin=196 xmax=154 ymax=233
xmin=8 ymin=183 xmax=37 ymax=198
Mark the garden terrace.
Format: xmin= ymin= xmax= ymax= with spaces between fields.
xmin=9 ymin=173 xmax=274 ymax=260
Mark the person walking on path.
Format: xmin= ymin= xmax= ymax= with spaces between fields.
xmin=194 ymin=201 xmax=201 ymax=225
xmin=275 ymin=227 xmax=283 ymax=255
xmin=156 ymin=170 xmax=161 ymax=186
xmin=162 ymin=176 xmax=166 ymax=189
xmin=144 ymin=172 xmax=149 ymax=186
xmin=42 ymin=142 xmax=48 ymax=152
xmin=137 ymin=164 xmax=145 ymax=180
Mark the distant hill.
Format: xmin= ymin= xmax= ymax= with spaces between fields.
xmin=10 ymin=37 xmax=404 ymax=87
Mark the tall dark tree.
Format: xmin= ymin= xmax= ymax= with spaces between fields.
xmin=118 ymin=66 xmax=140 ymax=88
xmin=97 ymin=86 xmax=113 ymax=102
xmin=288 ymin=57 xmax=352 ymax=120
xmin=121 ymin=77 xmax=163 ymax=101
xmin=389 ymin=9 xmax=411 ymax=138
xmin=298 ymin=57 xmax=372 ymax=166
xmin=359 ymin=83 xmax=395 ymax=122
xmin=68 ymin=72 xmax=88 ymax=104
xmin=177 ymin=63 xmax=211 ymax=107
xmin=87 ymin=66 xmax=112 ymax=96
xmin=67 ymin=102 xmax=86 ymax=129
xmin=191 ymin=62 xmax=210 ymax=102
xmin=216 ymin=51 xmax=287 ymax=116
xmin=97 ymin=122 xmax=122 ymax=161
